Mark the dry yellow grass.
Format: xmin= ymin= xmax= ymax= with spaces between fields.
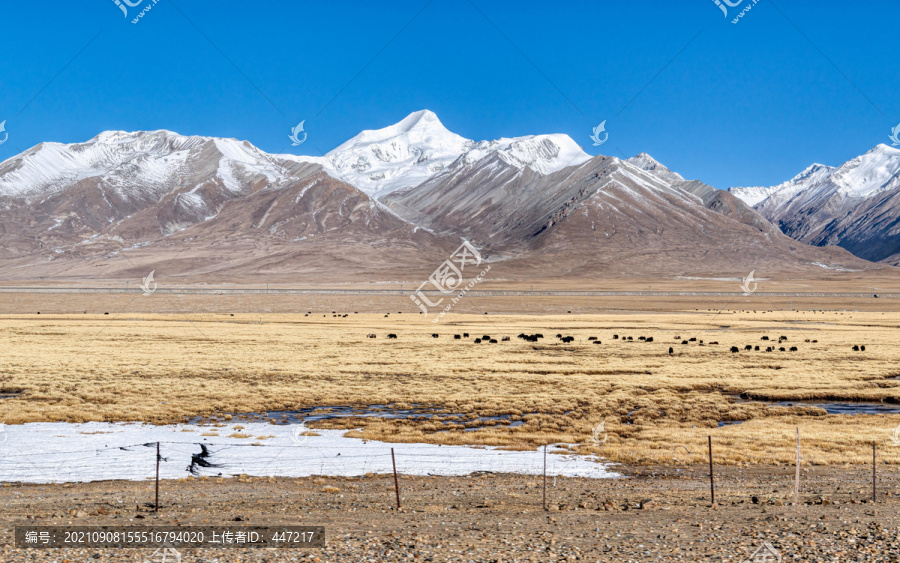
xmin=1 ymin=309 xmax=899 ymax=466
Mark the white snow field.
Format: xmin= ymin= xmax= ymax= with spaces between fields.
xmin=0 ymin=422 xmax=619 ymax=484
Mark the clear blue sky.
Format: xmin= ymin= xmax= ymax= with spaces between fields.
xmin=1 ymin=1 xmax=897 ymax=189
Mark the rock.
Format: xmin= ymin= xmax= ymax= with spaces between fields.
xmin=74 ymin=510 xmax=87 ymax=518
xmin=639 ymin=499 xmax=657 ymax=510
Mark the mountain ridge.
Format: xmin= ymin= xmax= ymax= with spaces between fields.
xmin=729 ymin=144 xmax=900 ymax=263
xmin=0 ymin=112 xmax=882 ymax=281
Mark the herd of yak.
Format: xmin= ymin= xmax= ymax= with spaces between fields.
xmin=362 ymin=330 xmax=868 ymax=353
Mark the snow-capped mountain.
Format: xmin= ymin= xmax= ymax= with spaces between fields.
xmin=729 ymin=145 xmax=900 ymax=263
xmin=0 ymin=129 xmax=319 ymax=240
xmin=319 ymin=110 xmax=471 ymax=197
xmin=729 ymin=164 xmax=835 ymax=207
xmin=0 ymin=114 xmax=874 ymax=281
xmin=381 ymin=145 xmax=862 ymax=277
xmin=316 ymin=110 xmax=590 ymax=198
xmin=0 ymin=129 xmax=451 ymax=280
xmin=625 ymin=152 xmax=685 ymax=184
xmin=0 ymin=111 xmax=593 ymax=234
xmin=0 ymin=130 xmax=296 ymax=202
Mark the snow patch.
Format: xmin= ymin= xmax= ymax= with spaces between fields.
xmin=0 ymin=422 xmax=619 ymax=483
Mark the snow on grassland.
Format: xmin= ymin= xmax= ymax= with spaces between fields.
xmin=0 ymin=422 xmax=619 ymax=484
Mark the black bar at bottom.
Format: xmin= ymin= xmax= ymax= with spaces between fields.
xmin=15 ymin=526 xmax=324 ymax=548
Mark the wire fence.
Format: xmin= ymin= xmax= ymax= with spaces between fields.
xmin=1 ymin=430 xmax=896 ymax=513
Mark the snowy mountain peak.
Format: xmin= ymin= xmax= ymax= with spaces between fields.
xmin=459 ymin=133 xmax=590 ymax=175
xmin=0 ymin=129 xmax=298 ymax=202
xmin=322 ymin=110 xmax=472 ymax=198
xmin=86 ymin=129 xmax=208 ymax=150
xmin=92 ymin=129 xmax=177 ymax=141
xmin=731 ymin=145 xmax=900 ymax=209
xmin=729 ymin=162 xmax=837 ymax=207
xmin=389 ymin=109 xmax=443 ymax=134
xmin=868 ymin=143 xmax=900 ymax=155
xmin=791 ymin=163 xmax=833 ymax=181
xmin=0 ymin=112 xmax=594 ymax=205
xmin=317 ymin=111 xmax=590 ymax=197
xmin=726 ymin=144 xmax=900 ymax=263
xmin=329 ymin=109 xmax=460 ymax=152
xmin=831 ymin=144 xmax=900 ymax=197
xmin=625 ymin=152 xmax=684 ymax=182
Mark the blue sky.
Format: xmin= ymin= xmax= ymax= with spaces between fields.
xmin=0 ymin=1 xmax=897 ymax=188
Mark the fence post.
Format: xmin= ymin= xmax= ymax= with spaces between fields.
xmin=391 ymin=448 xmax=401 ymax=510
xmin=873 ymin=441 xmax=877 ymax=503
xmin=708 ymin=436 xmax=715 ymax=505
xmin=794 ymin=428 xmax=800 ymax=507
xmin=155 ymin=442 xmax=160 ymax=512
xmin=543 ymin=445 xmax=548 ymax=511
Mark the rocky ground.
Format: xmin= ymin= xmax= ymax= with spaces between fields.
xmin=1 ymin=464 xmax=899 ymax=562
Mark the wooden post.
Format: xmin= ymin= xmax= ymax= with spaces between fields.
xmin=391 ymin=448 xmax=401 ymax=510
xmin=794 ymin=428 xmax=800 ymax=507
xmin=543 ymin=445 xmax=548 ymax=511
xmin=872 ymin=441 xmax=877 ymax=503
xmin=155 ymin=442 xmax=160 ymax=512
xmin=708 ymin=436 xmax=715 ymax=505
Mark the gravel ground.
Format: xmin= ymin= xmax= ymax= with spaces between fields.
xmin=1 ymin=464 xmax=899 ymax=561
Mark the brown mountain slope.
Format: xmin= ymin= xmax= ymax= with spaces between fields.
xmin=0 ymin=172 xmax=453 ymax=283
xmin=383 ymin=152 xmax=875 ymax=278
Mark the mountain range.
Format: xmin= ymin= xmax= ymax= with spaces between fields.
xmin=0 ymin=110 xmax=882 ymax=283
xmin=730 ymin=144 xmax=900 ymax=265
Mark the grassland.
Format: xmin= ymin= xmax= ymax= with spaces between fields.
xmin=2 ymin=305 xmax=899 ymax=467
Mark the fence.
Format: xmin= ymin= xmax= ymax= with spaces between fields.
xmin=0 ymin=425 xmax=893 ymax=512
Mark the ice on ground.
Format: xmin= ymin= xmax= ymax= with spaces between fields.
xmin=0 ymin=422 xmax=619 ymax=484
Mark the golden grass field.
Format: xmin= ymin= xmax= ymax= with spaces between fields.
xmin=2 ymin=300 xmax=900 ymax=467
